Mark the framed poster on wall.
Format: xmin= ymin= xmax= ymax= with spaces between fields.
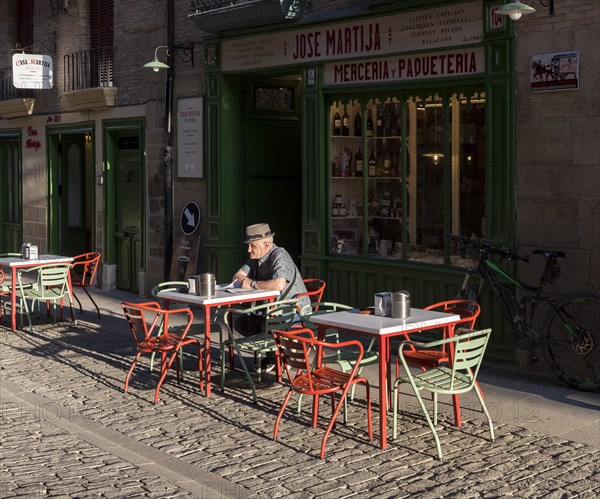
xmin=530 ymin=51 xmax=580 ymax=93
xmin=177 ymin=97 xmax=203 ymax=178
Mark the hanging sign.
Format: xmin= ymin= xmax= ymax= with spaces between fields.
xmin=12 ymin=53 xmax=54 ymax=89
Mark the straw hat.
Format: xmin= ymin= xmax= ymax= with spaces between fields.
xmin=244 ymin=223 xmax=275 ymax=243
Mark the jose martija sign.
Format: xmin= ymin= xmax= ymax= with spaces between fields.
xmin=220 ymin=1 xmax=483 ymax=72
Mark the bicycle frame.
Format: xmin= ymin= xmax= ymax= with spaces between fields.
xmin=461 ymin=255 xmax=525 ymax=325
xmin=451 ymin=233 xmax=600 ymax=391
xmin=460 ymin=243 xmax=577 ymax=349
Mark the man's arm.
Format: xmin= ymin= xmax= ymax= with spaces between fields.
xmin=236 ymin=273 xmax=286 ymax=290
xmin=233 ymin=269 xmax=248 ymax=283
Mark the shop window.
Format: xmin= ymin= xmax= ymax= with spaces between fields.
xmin=328 ymin=89 xmax=485 ymax=265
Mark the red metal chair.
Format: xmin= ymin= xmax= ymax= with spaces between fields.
xmin=273 ymin=327 xmax=373 ymax=459
xmin=396 ymin=299 xmax=481 ymax=374
xmin=70 ymin=252 xmax=102 ymax=318
xmin=0 ymin=269 xmax=10 ymax=324
xmin=295 ymin=278 xmax=326 ymax=312
xmin=121 ymin=301 xmax=203 ymax=404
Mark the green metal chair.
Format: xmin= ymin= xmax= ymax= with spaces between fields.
xmin=392 ymin=328 xmax=494 ymax=460
xmin=17 ymin=263 xmax=75 ymax=333
xmin=220 ymin=299 xmax=299 ymax=403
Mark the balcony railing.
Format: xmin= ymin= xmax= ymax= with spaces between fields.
xmin=0 ymin=67 xmax=34 ymax=101
xmin=188 ymin=0 xmax=309 ymax=33
xmin=64 ymin=46 xmax=114 ymax=92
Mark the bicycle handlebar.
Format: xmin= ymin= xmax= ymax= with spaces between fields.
xmin=447 ymin=233 xmax=530 ymax=262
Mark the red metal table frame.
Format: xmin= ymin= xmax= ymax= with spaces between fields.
xmin=157 ymin=288 xmax=279 ymax=397
xmin=310 ymin=308 xmax=461 ymax=449
xmin=0 ymin=255 xmax=74 ymax=332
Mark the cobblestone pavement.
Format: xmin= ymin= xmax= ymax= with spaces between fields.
xmin=1 ymin=289 xmax=599 ymax=498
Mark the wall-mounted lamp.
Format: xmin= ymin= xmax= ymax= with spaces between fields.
xmin=143 ymin=44 xmax=194 ymax=72
xmin=498 ymin=1 xmax=554 ymax=21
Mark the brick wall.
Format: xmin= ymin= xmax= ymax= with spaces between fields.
xmin=514 ymin=0 xmax=600 ymax=293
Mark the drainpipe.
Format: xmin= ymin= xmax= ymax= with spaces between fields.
xmin=163 ymin=0 xmax=175 ymax=281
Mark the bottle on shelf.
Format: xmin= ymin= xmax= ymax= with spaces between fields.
xmin=379 ymin=191 xmax=391 ymax=217
xmin=333 ymin=156 xmax=341 ymax=176
xmin=376 ymin=105 xmax=383 ymax=136
xmin=341 ymin=147 xmax=351 ymax=177
xmin=391 ymin=155 xmax=399 ymax=177
xmin=393 ymin=103 xmax=401 ymax=136
xmin=342 ymin=105 xmax=350 ymax=136
xmin=368 ymin=148 xmax=377 ymax=177
xmin=333 ymin=106 xmax=341 ymax=136
xmin=354 ymin=109 xmax=362 ymax=136
xmin=355 ymin=147 xmax=363 ymax=177
xmin=376 ymin=156 xmax=384 ymax=177
xmin=384 ymin=104 xmax=392 ymax=136
xmin=332 ymin=193 xmax=342 ymax=216
xmin=383 ymin=153 xmax=391 ymax=176
xmin=366 ymin=109 xmax=374 ymax=137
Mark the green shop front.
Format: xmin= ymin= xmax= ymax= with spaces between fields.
xmin=200 ymin=0 xmax=515 ymax=362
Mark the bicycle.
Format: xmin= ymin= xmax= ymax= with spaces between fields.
xmin=448 ymin=233 xmax=600 ymax=392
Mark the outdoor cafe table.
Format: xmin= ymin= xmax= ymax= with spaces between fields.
xmin=310 ymin=308 xmax=462 ymax=449
xmin=156 ymin=288 xmax=279 ymax=397
xmin=0 ymin=254 xmax=74 ymax=332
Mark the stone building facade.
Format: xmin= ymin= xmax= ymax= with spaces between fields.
xmin=1 ymin=0 xmax=598 ymax=370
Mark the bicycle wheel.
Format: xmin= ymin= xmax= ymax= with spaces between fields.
xmin=543 ymin=293 xmax=600 ymax=391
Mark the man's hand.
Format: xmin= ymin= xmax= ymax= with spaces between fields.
xmin=239 ymin=277 xmax=254 ymax=289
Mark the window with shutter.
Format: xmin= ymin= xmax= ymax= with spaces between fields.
xmin=90 ymin=0 xmax=114 ymax=87
xmin=17 ymin=0 xmax=34 ymax=49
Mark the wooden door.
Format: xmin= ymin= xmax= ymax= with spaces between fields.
xmin=114 ymin=135 xmax=142 ymax=292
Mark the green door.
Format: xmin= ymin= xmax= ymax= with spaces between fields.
xmin=48 ymin=131 xmax=95 ymax=257
xmin=244 ymin=78 xmax=302 ymax=262
xmin=59 ymin=135 xmax=87 ymax=255
xmin=114 ymin=135 xmax=142 ymax=292
xmin=0 ymin=135 xmax=22 ymax=252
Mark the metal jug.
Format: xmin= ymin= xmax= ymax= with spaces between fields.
xmin=199 ymin=273 xmax=216 ymax=297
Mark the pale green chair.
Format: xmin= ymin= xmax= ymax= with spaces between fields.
xmin=17 ymin=263 xmax=74 ymax=333
xmin=221 ymin=299 xmax=299 ymax=403
xmin=392 ymin=328 xmax=494 ymax=460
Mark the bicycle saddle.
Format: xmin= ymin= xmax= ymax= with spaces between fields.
xmin=532 ymin=250 xmax=565 ymax=259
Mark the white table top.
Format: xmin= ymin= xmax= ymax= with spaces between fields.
xmin=310 ymin=308 xmax=461 ymax=336
xmin=157 ymin=288 xmax=280 ymax=307
xmin=0 ymin=255 xmax=73 ymax=267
